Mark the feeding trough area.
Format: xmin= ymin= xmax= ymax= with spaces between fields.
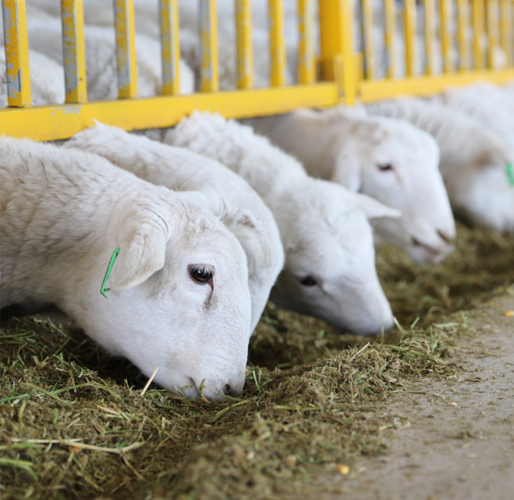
xmin=1 ymin=1 xmax=514 ymax=498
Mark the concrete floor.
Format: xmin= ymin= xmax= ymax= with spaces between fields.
xmin=317 ymin=293 xmax=514 ymax=500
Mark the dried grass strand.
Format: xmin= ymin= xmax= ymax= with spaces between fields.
xmin=140 ymin=366 xmax=159 ymax=397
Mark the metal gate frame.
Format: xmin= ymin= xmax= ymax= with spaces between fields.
xmin=1 ymin=0 xmax=514 ymax=142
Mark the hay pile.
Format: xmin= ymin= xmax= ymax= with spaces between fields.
xmin=1 ymin=222 xmax=513 ymax=499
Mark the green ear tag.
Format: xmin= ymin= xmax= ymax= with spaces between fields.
xmin=100 ymin=248 xmax=121 ymax=298
xmin=507 ymin=163 xmax=514 ymax=187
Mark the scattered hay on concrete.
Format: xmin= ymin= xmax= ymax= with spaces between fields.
xmin=0 ymin=222 xmax=512 ymax=499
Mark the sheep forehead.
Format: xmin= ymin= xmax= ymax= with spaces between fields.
xmin=287 ymin=198 xmax=372 ymax=273
xmin=376 ymin=118 xmax=421 ymax=144
xmin=171 ymin=200 xmax=245 ymax=261
xmin=372 ymin=117 xmax=438 ymax=161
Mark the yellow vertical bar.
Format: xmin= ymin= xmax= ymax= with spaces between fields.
xmin=114 ymin=0 xmax=138 ymax=98
xmin=472 ymin=0 xmax=486 ymax=69
xmin=269 ymin=0 xmax=286 ymax=87
xmin=440 ymin=0 xmax=454 ymax=72
xmin=199 ymin=0 xmax=219 ymax=92
xmin=362 ymin=0 xmax=376 ymax=79
xmin=457 ymin=0 xmax=470 ymax=70
xmin=61 ymin=0 xmax=87 ymax=103
xmin=318 ymin=0 xmax=357 ymax=104
xmin=383 ymin=0 xmax=397 ymax=78
xmin=298 ymin=0 xmax=315 ymax=84
xmin=486 ymin=0 xmax=500 ymax=68
xmin=424 ymin=0 xmax=437 ymax=75
xmin=499 ymin=1 xmax=510 ymax=65
xmin=2 ymin=0 xmax=31 ymax=107
xmin=159 ymin=0 xmax=180 ymax=95
xmin=504 ymin=0 xmax=511 ymax=65
xmin=404 ymin=0 xmax=417 ymax=76
xmin=235 ymin=0 xmax=253 ymax=89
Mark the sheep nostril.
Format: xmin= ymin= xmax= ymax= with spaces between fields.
xmin=437 ymin=230 xmax=454 ymax=244
xmin=411 ymin=236 xmax=422 ymax=247
xmin=224 ymin=384 xmax=242 ymax=398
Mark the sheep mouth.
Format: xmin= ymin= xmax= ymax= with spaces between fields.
xmin=411 ymin=236 xmax=452 ymax=257
xmin=437 ymin=230 xmax=454 ymax=244
xmin=171 ymin=378 xmax=199 ymax=399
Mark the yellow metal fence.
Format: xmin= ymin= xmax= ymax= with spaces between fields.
xmin=1 ymin=0 xmax=514 ymax=141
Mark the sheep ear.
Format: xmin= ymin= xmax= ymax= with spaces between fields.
xmin=350 ymin=192 xmax=402 ymax=220
xmin=108 ymin=214 xmax=171 ymax=292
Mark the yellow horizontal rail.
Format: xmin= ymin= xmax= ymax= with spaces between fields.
xmin=360 ymin=68 xmax=514 ymax=101
xmin=0 ymin=83 xmax=338 ymax=141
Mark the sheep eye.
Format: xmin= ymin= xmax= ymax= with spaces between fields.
xmin=377 ymin=163 xmax=394 ymax=171
xmin=299 ymin=276 xmax=317 ymax=287
xmin=188 ymin=265 xmax=214 ymax=284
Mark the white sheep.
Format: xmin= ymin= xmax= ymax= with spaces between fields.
xmin=0 ymin=47 xmax=65 ymax=107
xmin=367 ymin=98 xmax=514 ymax=232
xmin=437 ymin=83 xmax=514 ymax=153
xmin=245 ymin=107 xmax=456 ymax=265
xmin=25 ymin=14 xmax=194 ymax=101
xmin=0 ymin=136 xmax=253 ymax=399
xmin=62 ymin=122 xmax=284 ymax=333
xmin=161 ymin=111 xmax=401 ymax=336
